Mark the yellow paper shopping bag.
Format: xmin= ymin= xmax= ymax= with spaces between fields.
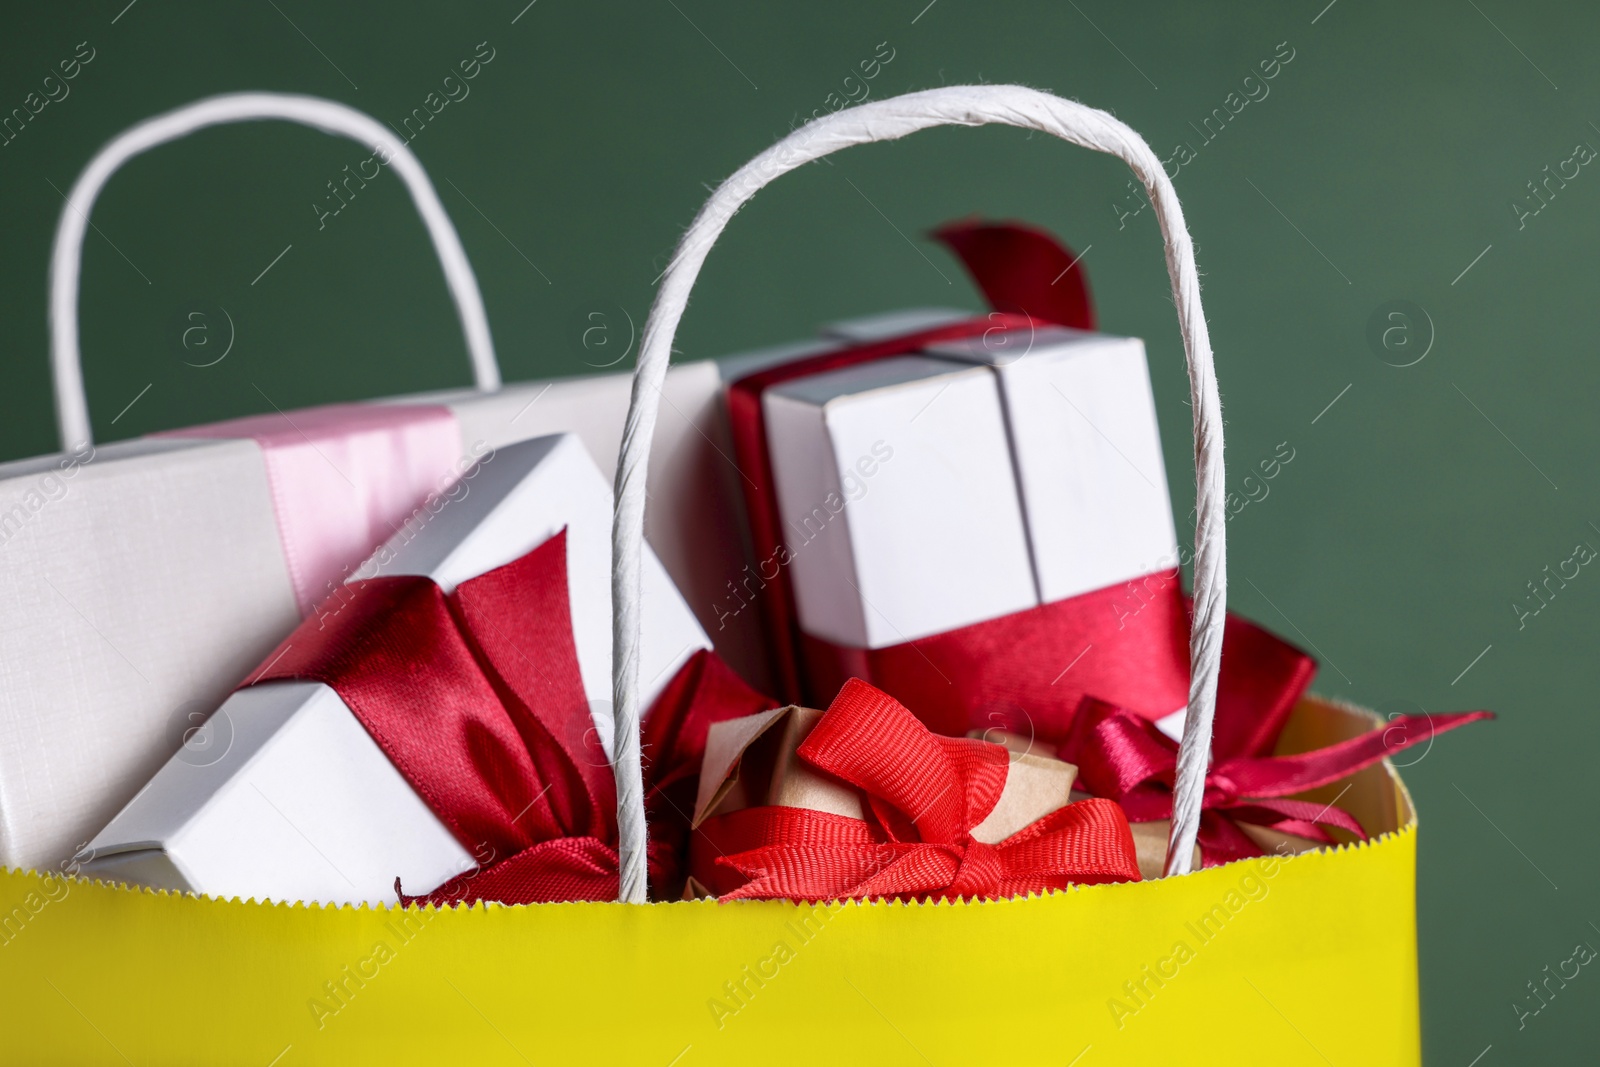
xmin=0 ymin=697 xmax=1417 ymax=1065
xmin=0 ymin=85 xmax=1450 ymax=1066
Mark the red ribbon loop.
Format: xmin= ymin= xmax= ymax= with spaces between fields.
xmin=697 ymin=679 xmax=1141 ymax=901
xmin=931 ymin=219 xmax=1096 ymax=331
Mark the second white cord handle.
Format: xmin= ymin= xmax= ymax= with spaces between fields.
xmin=611 ymin=84 xmax=1228 ymax=901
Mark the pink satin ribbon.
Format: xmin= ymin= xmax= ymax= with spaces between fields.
xmin=162 ymin=402 xmax=463 ymax=617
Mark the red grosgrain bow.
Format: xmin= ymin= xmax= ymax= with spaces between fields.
xmin=1058 ymin=697 xmax=1493 ymax=866
xmin=254 ymin=529 xmax=772 ymax=905
xmin=698 ymin=679 xmax=1141 ymax=902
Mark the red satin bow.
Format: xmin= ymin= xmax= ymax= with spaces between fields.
xmin=696 ymin=679 xmax=1141 ymax=901
xmin=253 ymin=529 xmax=773 ymax=905
xmin=1059 ymin=697 xmax=1494 ymax=865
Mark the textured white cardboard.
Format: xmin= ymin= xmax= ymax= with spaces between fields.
xmin=927 ymin=326 xmax=1179 ymax=603
xmin=702 ymin=308 xmax=972 ymax=671
xmin=763 ymin=356 xmax=1037 ymax=649
xmin=0 ymin=436 xmax=300 ymax=875
xmin=82 ymin=682 xmax=468 ymax=907
xmin=83 ymin=434 xmax=709 ymax=906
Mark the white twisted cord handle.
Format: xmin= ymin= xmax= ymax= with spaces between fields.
xmin=48 ymin=91 xmax=501 ymax=451
xmin=613 ymin=84 xmax=1226 ymax=900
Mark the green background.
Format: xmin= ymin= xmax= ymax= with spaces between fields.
xmin=1 ymin=0 xmax=1593 ymax=1061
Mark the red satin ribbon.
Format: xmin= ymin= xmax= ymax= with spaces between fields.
xmin=252 ymin=529 xmax=774 ymax=904
xmin=800 ymin=571 xmax=1191 ymax=739
xmin=794 ymin=556 xmax=1330 ymax=749
xmin=640 ymin=645 xmax=780 ymax=895
xmin=931 ymin=218 xmax=1096 ymax=330
xmin=1059 ymin=696 xmax=1494 ymax=865
xmin=694 ymin=679 xmax=1141 ymax=901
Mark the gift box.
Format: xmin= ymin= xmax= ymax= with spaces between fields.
xmin=0 ymin=93 xmax=752 ymax=875
xmin=387 ymin=358 xmax=765 ymax=689
xmin=711 ymin=308 xmax=967 ymax=383
xmin=81 ymin=433 xmax=712 ymax=906
xmin=728 ymin=308 xmax=1191 ymax=739
xmin=688 ymin=678 xmax=1140 ymax=900
xmin=697 ymin=706 xmax=1079 ymax=846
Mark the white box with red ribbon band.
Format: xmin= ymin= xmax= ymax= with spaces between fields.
xmin=739 ymin=312 xmax=1191 ymax=738
xmin=81 ymin=434 xmax=710 ymax=907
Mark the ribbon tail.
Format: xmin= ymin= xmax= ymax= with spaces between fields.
xmin=1217 ymin=711 xmax=1493 ymax=798
xmin=1226 ymin=797 xmax=1364 ymax=839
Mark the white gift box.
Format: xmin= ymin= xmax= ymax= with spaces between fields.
xmin=927 ymin=325 xmax=1179 ymax=602
xmin=82 ymin=433 xmax=710 ymax=906
xmin=754 ymin=317 xmax=1181 ymax=666
xmin=762 ymin=355 xmax=1038 ymax=649
xmin=696 ymin=310 xmax=971 ymax=674
xmin=388 ymin=361 xmax=764 ymax=689
xmin=0 ymin=436 xmax=302 ymax=874
xmin=0 ymin=365 xmax=740 ymax=875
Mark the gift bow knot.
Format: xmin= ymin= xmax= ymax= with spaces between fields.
xmin=1203 ymin=773 xmax=1243 ymax=806
xmin=1059 ymin=697 xmax=1492 ymax=865
xmin=702 ymin=679 xmax=1141 ymax=901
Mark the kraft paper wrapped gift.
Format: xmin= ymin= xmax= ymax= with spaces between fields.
xmin=698 ymin=709 xmax=1080 ymax=845
xmin=80 ymin=434 xmax=710 ymax=906
xmin=967 ymin=726 xmax=1210 ymax=880
xmin=687 ymin=679 xmax=1139 ymax=900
